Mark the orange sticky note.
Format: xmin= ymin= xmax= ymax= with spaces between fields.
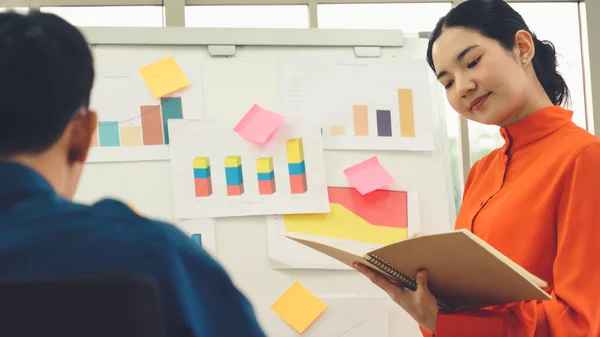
xmin=139 ymin=56 xmax=190 ymax=98
xmin=271 ymin=281 xmax=327 ymax=334
xmin=343 ymin=156 xmax=395 ymax=195
xmin=234 ymin=104 xmax=284 ymax=144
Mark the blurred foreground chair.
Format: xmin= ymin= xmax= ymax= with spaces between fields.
xmin=0 ymin=275 xmax=166 ymax=337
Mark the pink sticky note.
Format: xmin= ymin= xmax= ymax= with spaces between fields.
xmin=234 ymin=104 xmax=284 ymax=144
xmin=343 ymin=156 xmax=395 ymax=195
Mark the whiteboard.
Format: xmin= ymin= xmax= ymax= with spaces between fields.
xmin=74 ymin=27 xmax=456 ymax=337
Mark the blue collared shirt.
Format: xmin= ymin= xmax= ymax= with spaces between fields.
xmin=0 ymin=161 xmax=265 ymax=337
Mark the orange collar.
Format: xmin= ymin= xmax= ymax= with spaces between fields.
xmin=500 ymin=105 xmax=573 ymax=153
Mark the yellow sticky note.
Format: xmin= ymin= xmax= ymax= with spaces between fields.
xmin=138 ymin=56 xmax=190 ymax=98
xmin=271 ymin=281 xmax=327 ymax=334
xmin=127 ymin=202 xmax=140 ymax=215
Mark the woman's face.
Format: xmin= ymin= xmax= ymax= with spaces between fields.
xmin=431 ymin=27 xmax=529 ymax=126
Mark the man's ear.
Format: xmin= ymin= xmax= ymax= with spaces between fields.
xmin=513 ymin=29 xmax=535 ymax=66
xmin=67 ymin=108 xmax=97 ymax=165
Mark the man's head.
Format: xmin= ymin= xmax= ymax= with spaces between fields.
xmin=0 ymin=10 xmax=97 ymax=199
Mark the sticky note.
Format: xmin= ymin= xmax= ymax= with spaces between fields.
xmin=139 ymin=56 xmax=190 ymax=98
xmin=127 ymin=202 xmax=140 ymax=215
xmin=343 ymin=156 xmax=395 ymax=195
xmin=234 ymin=104 xmax=284 ymax=144
xmin=271 ymin=281 xmax=327 ymax=334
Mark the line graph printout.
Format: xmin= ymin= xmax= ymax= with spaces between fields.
xmin=87 ymin=46 xmax=205 ymax=163
xmin=280 ymin=59 xmax=435 ymax=151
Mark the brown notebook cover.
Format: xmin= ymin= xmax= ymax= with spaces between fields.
xmin=285 ymin=229 xmax=551 ymax=310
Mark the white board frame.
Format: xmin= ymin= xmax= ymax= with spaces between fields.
xmin=79 ymin=26 xmax=455 ymax=222
xmin=76 ymin=28 xmax=457 ymax=337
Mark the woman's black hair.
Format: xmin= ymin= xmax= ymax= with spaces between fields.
xmin=426 ymin=0 xmax=570 ymax=107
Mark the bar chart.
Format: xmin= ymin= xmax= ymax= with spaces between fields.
xmin=191 ymin=140 xmax=309 ymax=199
xmin=328 ymin=89 xmax=415 ymax=139
xmin=93 ymin=97 xmax=184 ymax=148
xmin=280 ymin=60 xmax=435 ymax=151
xmin=168 ymin=117 xmax=329 ymax=218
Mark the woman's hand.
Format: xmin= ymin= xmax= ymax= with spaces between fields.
xmin=354 ymin=264 xmax=439 ymax=332
xmin=353 ymin=231 xmax=439 ymax=333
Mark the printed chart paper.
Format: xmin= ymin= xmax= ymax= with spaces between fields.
xmin=267 ymin=170 xmax=421 ymax=270
xmin=253 ymin=295 xmax=389 ymax=337
xmin=87 ymin=46 xmax=205 ymax=163
xmin=280 ymin=59 xmax=435 ymax=151
xmin=174 ymin=218 xmax=217 ymax=258
xmin=168 ymin=117 xmax=329 ymax=218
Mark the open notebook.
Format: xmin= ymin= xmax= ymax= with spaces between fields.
xmin=286 ymin=229 xmax=551 ymax=310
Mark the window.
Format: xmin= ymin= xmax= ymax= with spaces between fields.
xmin=468 ymin=2 xmax=587 ymax=165
xmin=317 ymin=3 xmax=451 ymax=34
xmin=40 ymin=6 xmax=164 ymax=27
xmin=185 ymin=5 xmax=309 ymax=28
xmin=0 ymin=7 xmax=28 ymax=13
xmin=510 ymin=3 xmax=586 ymax=129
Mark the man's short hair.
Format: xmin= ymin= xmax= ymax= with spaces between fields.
xmin=0 ymin=10 xmax=94 ymax=157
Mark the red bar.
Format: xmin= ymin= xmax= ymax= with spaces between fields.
xmin=227 ymin=184 xmax=244 ymax=196
xmin=258 ymin=179 xmax=276 ymax=195
xmin=194 ymin=178 xmax=212 ymax=197
xmin=140 ymin=105 xmax=163 ymax=145
xmin=290 ymin=174 xmax=307 ymax=194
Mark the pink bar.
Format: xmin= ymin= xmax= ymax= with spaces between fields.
xmin=258 ymin=179 xmax=276 ymax=195
xmin=194 ymin=178 xmax=212 ymax=197
xmin=289 ymin=174 xmax=307 ymax=194
xmin=227 ymin=184 xmax=244 ymax=196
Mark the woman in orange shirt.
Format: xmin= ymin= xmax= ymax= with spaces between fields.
xmin=354 ymin=0 xmax=600 ymax=336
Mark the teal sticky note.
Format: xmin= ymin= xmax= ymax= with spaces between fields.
xmin=191 ymin=233 xmax=202 ymax=247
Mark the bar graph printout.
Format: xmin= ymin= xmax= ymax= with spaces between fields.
xmin=168 ymin=116 xmax=329 ymax=218
xmin=280 ymin=59 xmax=435 ymax=151
xmin=87 ymin=46 xmax=205 ymax=162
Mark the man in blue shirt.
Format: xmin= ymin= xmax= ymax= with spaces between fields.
xmin=0 ymin=10 xmax=266 ymax=337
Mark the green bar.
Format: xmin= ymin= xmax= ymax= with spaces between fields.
xmin=161 ymin=97 xmax=183 ymax=145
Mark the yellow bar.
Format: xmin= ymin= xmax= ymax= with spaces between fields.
xmin=330 ymin=126 xmax=345 ymax=136
xmin=120 ymin=126 xmax=142 ymax=146
xmin=398 ymin=89 xmax=415 ymax=137
xmin=193 ymin=157 xmax=210 ymax=169
xmin=225 ymin=155 xmax=242 ymax=168
xmin=286 ymin=138 xmax=305 ymax=164
xmin=353 ymin=105 xmax=369 ymax=136
xmin=256 ymin=157 xmax=274 ymax=173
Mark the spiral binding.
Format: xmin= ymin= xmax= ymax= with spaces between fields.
xmin=366 ymin=254 xmax=455 ymax=311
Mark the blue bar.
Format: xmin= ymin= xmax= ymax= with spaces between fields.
xmin=98 ymin=121 xmax=120 ymax=147
xmin=193 ymin=167 xmax=211 ymax=179
xmin=288 ymin=161 xmax=306 ymax=175
xmin=225 ymin=166 xmax=243 ymax=186
xmin=191 ymin=233 xmax=202 ymax=247
xmin=161 ymin=97 xmax=183 ymax=145
xmin=257 ymin=171 xmax=275 ymax=181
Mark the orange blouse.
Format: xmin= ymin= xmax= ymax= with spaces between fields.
xmin=420 ymin=106 xmax=600 ymax=337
